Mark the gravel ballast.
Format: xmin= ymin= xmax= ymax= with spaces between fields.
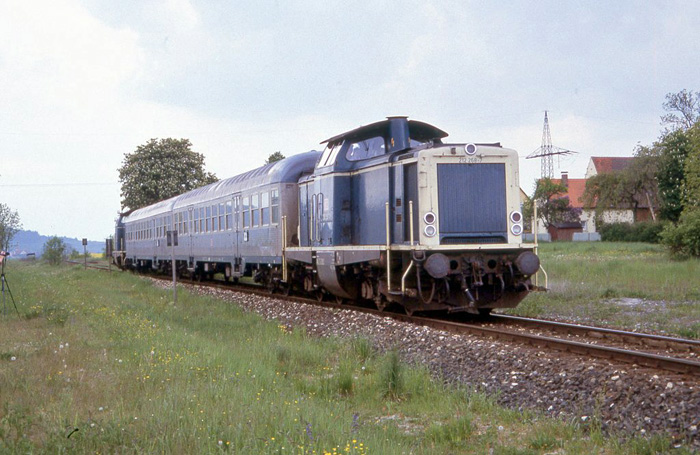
xmin=163 ymin=280 xmax=700 ymax=447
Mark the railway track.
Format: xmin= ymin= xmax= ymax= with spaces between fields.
xmin=65 ymin=260 xmax=114 ymax=271
xmin=79 ymin=264 xmax=700 ymax=376
xmin=209 ymin=280 xmax=700 ymax=376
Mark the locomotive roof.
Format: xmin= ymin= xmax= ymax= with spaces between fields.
xmin=321 ymin=118 xmax=448 ymax=146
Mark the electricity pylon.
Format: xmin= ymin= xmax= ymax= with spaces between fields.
xmin=526 ymin=111 xmax=576 ymax=179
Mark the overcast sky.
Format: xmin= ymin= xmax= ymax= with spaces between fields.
xmin=1 ymin=0 xmax=699 ymax=241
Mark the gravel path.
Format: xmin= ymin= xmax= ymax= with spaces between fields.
xmin=163 ymin=280 xmax=700 ymax=447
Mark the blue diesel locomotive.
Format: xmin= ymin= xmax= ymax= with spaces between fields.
xmin=113 ymin=117 xmax=540 ymax=314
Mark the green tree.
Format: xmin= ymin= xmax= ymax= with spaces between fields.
xmin=581 ymin=145 xmax=660 ymax=222
xmin=681 ymin=122 xmax=700 ymax=211
xmin=118 ymin=138 xmax=218 ymax=211
xmin=265 ymin=151 xmax=285 ymax=164
xmin=656 ymin=129 xmax=693 ymax=222
xmin=42 ymin=236 xmax=67 ymax=265
xmin=529 ymin=178 xmax=581 ymax=229
xmin=661 ymin=89 xmax=700 ymax=133
xmin=0 ymin=203 xmax=21 ymax=251
xmin=661 ymin=210 xmax=700 ymax=258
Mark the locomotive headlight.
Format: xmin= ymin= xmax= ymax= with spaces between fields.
xmin=510 ymin=210 xmax=522 ymax=223
xmin=465 ymin=143 xmax=477 ymax=155
xmin=424 ymin=225 xmax=437 ymax=237
xmin=423 ymin=212 xmax=436 ymax=225
xmin=510 ymin=224 xmax=523 ymax=236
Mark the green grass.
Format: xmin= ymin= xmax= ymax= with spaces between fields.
xmin=510 ymin=242 xmax=700 ymax=336
xmin=0 ymin=261 xmax=693 ymax=453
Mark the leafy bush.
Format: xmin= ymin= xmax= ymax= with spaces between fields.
xmin=42 ymin=236 xmax=67 ymax=265
xmin=598 ymin=221 xmax=666 ymax=243
xmin=661 ymin=209 xmax=700 ymax=258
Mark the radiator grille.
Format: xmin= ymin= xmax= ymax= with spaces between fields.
xmin=437 ymin=163 xmax=507 ymax=244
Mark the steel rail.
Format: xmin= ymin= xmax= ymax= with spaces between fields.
xmin=381 ymin=312 xmax=700 ymax=376
xmin=490 ymin=314 xmax=700 ymax=352
xmin=64 ymin=260 xmax=113 ymax=271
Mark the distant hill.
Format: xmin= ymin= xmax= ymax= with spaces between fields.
xmin=8 ymin=230 xmax=105 ymax=257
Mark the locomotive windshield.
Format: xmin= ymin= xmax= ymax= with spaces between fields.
xmin=318 ymin=143 xmax=342 ymax=167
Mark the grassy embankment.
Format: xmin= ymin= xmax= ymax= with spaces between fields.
xmin=0 ymin=261 xmax=686 ymax=453
xmin=509 ymin=242 xmax=700 ymax=338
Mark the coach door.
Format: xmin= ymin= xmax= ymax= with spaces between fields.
xmin=187 ymin=206 xmax=195 ymax=268
xmin=233 ymin=195 xmax=242 ymax=275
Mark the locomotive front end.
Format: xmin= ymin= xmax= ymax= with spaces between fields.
xmin=400 ymin=141 xmax=539 ymax=313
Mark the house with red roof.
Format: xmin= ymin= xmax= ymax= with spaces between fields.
xmin=537 ymin=157 xmax=655 ymax=239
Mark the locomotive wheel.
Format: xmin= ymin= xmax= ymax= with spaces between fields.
xmin=375 ymin=296 xmax=387 ymax=312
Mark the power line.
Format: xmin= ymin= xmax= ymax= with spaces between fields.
xmin=0 ymin=182 xmax=118 ymax=188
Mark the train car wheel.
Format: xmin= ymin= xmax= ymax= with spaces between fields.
xmin=375 ymin=296 xmax=387 ymax=312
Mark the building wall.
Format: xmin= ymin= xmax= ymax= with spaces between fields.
xmin=580 ymin=209 xmax=635 ymax=233
xmin=585 ymin=160 xmax=598 ymax=179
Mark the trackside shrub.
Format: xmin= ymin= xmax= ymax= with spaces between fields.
xmin=598 ymin=221 xmax=666 ymax=243
xmin=42 ymin=236 xmax=67 ymax=265
xmin=661 ymin=210 xmax=700 ymax=258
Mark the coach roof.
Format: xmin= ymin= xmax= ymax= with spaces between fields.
xmin=122 ymin=195 xmax=179 ymax=223
xmin=172 ymin=150 xmax=321 ymax=209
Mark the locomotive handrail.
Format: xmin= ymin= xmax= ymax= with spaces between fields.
xmin=385 ymin=202 xmax=391 ymax=293
xmin=538 ymin=264 xmax=548 ymax=289
xmin=409 ymin=200 xmax=415 ymax=247
xmin=401 ymin=260 xmax=414 ymax=295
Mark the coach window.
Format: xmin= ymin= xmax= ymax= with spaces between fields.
xmin=225 ymin=201 xmax=232 ymax=230
xmin=346 ymin=136 xmax=385 ymax=161
xmin=184 ymin=211 xmax=189 ymax=234
xmin=242 ymin=196 xmax=250 ymax=228
xmin=271 ymin=189 xmax=279 ymax=224
xmin=234 ymin=196 xmax=240 ymax=230
xmin=252 ymin=193 xmax=260 ymax=227
xmin=218 ymin=203 xmax=225 ymax=231
xmin=211 ymin=205 xmax=218 ymax=232
xmin=261 ymin=192 xmax=270 ymax=226
xmin=204 ymin=206 xmax=210 ymax=232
